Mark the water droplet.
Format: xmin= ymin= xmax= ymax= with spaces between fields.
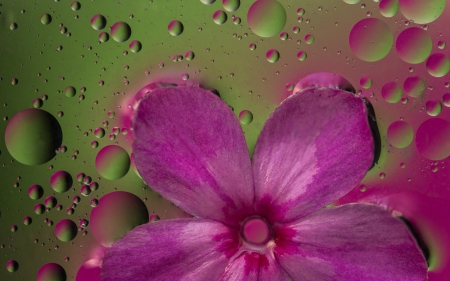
xmin=129 ymin=40 xmax=142 ymax=53
xmin=50 ymin=170 xmax=73 ymax=193
xmin=403 ymin=76 xmax=425 ymax=98
xmin=378 ymin=0 xmax=399 ymax=18
xmin=201 ymin=0 xmax=216 ymax=4
xmin=304 ymin=33 xmax=314 ymax=44
xmin=249 ymin=43 xmax=257 ymax=50
xmin=266 ymin=49 xmax=280 ymax=63
xmin=90 ymin=14 xmax=106 ymax=30
xmin=5 ymin=109 xmax=62 ymax=165
xmin=111 ymin=22 xmax=131 ymax=42
xmin=239 ymin=110 xmax=253 ymax=125
xmin=40 ymin=13 xmax=52 ymax=25
xmin=426 ymin=53 xmax=450 ymax=77
xmin=247 ymin=0 xmax=287 ymax=38
xmin=37 ymin=263 xmax=67 ymax=281
xmin=379 ymin=172 xmax=386 ymax=179
xmin=381 ymin=82 xmax=402 ymax=103
xmin=416 ymin=118 xmax=450 ymax=160
xmin=80 ymin=185 xmax=91 ymax=196
xmin=296 ymin=51 xmax=307 ymax=61
xmin=185 ymin=50 xmax=195 ymax=60
xmin=28 ymin=184 xmax=44 ymax=200
xmin=425 ymin=100 xmax=442 ymax=116
xmin=222 ymin=0 xmax=240 ymax=12
xmin=213 ymin=10 xmax=228 ymax=25
xmin=9 ymin=22 xmax=18 ymax=31
xmin=70 ymin=1 xmax=81 ymax=11
xmin=44 ymin=196 xmax=57 ymax=209
xmin=168 ymin=20 xmax=183 ymax=36
xmin=33 ymin=98 xmax=44 ymax=108
xmin=64 ymin=86 xmax=76 ymax=97
xmin=90 ymin=191 xmax=149 ymax=247
xmin=360 ymin=76 xmax=373 ymax=89
xmin=387 ymin=121 xmax=414 ymax=148
xmin=23 ymin=216 xmax=32 ymax=225
xmin=395 ymin=27 xmax=431 ymax=64
xmin=398 ymin=0 xmax=445 ymax=24
xmin=442 ymin=92 xmax=450 ymax=107
xmin=34 ymin=204 xmax=45 ymax=215
xmin=95 ymin=145 xmax=130 ymax=180
xmin=349 ymin=18 xmax=393 ymax=62
xmin=6 ymin=260 xmax=19 ymax=273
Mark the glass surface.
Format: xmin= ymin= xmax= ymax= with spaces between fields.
xmin=0 ymin=0 xmax=449 ymax=280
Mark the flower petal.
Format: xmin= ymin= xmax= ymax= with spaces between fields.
xmin=252 ymin=87 xmax=374 ymax=223
xmin=133 ymin=86 xmax=254 ymax=226
xmin=101 ymin=218 xmax=240 ymax=281
xmin=219 ymin=252 xmax=291 ymax=281
xmin=274 ymin=203 xmax=428 ymax=281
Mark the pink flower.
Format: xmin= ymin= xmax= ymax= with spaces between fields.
xmin=101 ymin=86 xmax=427 ymax=280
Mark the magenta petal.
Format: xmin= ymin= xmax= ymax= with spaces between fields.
xmin=133 ymin=86 xmax=254 ymax=225
xmin=252 ymin=87 xmax=374 ymax=223
xmin=219 ymin=252 xmax=291 ymax=281
xmin=101 ymin=218 xmax=240 ymax=281
xmin=274 ymin=204 xmax=428 ymax=281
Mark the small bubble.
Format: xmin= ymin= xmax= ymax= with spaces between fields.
xmin=266 ymin=49 xmax=280 ymax=63
xmin=213 ymin=10 xmax=227 ymax=25
xmin=9 ymin=22 xmax=18 ymax=30
xmin=296 ymin=51 xmax=307 ymax=61
xmin=379 ymin=173 xmax=386 ymax=179
xmin=168 ymin=20 xmax=183 ymax=36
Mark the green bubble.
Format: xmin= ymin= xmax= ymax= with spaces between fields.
xmin=247 ymin=0 xmax=287 ymax=38
xmin=111 ymin=22 xmax=131 ymax=42
xmin=168 ymin=20 xmax=183 ymax=36
xmin=5 ymin=109 xmax=62 ymax=166
xmin=239 ymin=110 xmax=253 ymax=125
xmin=95 ymin=145 xmax=130 ymax=180
xmin=398 ymin=0 xmax=445 ymax=24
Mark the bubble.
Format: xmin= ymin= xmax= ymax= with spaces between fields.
xmin=23 ymin=216 xmax=32 ymax=225
xmin=28 ymin=184 xmax=44 ymax=200
xmin=41 ymin=13 xmax=52 ymax=25
xmin=185 ymin=50 xmax=195 ymax=60
xmin=222 ymin=0 xmax=240 ymax=12
xmin=34 ymin=204 xmax=45 ymax=215
xmin=387 ymin=121 xmax=413 ymax=149
xmin=76 ymin=259 xmax=101 ymax=281
xmin=266 ymin=49 xmax=280 ymax=63
xmin=80 ymin=185 xmax=91 ymax=196
xmin=395 ymin=28 xmax=431 ymax=64
xmin=239 ymin=110 xmax=253 ymax=125
xmin=349 ymin=18 xmax=393 ymax=62
xmin=55 ymin=219 xmax=77 ymax=242
xmin=90 ymin=14 xmax=106 ymax=30
xmin=297 ymin=51 xmax=307 ymax=61
xmin=403 ymin=76 xmax=426 ymax=98
xmin=213 ymin=10 xmax=228 ymax=25
xmin=443 ymin=92 xmax=450 ymax=107
xmin=44 ymin=196 xmax=57 ymax=209
xmin=398 ymin=0 xmax=445 ymax=24
xmin=5 ymin=109 xmax=62 ymax=165
xmin=111 ymin=22 xmax=131 ymax=42
xmin=304 ymin=33 xmax=314 ymax=44
xmin=129 ymin=40 xmax=142 ymax=53
xmin=98 ymin=32 xmax=109 ymax=42
xmin=70 ymin=1 xmax=81 ymax=11
xmin=33 ymin=98 xmax=43 ymax=108
xmin=360 ymin=76 xmax=373 ymax=89
xmin=438 ymin=41 xmax=446 ymax=49
xmin=247 ymin=0 xmax=287 ymax=38
xmin=37 ymin=263 xmax=67 ymax=281
xmin=168 ymin=20 xmax=183 ymax=36
xmin=10 ymin=22 xmax=18 ymax=30
xmin=50 ymin=170 xmax=73 ymax=193
xmin=379 ymin=0 xmax=399 ymax=17
xmin=94 ymin=127 xmax=105 ymax=138
xmin=64 ymin=86 xmax=76 ymax=97
xmin=381 ymin=82 xmax=402 ymax=103
xmin=426 ymin=100 xmax=442 ymax=116
xmin=343 ymin=0 xmax=361 ymax=3
xmin=95 ymin=145 xmax=130 ymax=180
xmin=416 ymin=118 xmax=450 ymax=160
xmin=201 ymin=0 xmax=216 ymax=4
xmin=426 ymin=53 xmax=450 ymax=77
xmin=6 ymin=260 xmax=19 ymax=272
xmin=90 ymin=191 xmax=149 ymax=247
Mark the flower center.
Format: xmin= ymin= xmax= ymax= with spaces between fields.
xmin=241 ymin=216 xmax=272 ymax=245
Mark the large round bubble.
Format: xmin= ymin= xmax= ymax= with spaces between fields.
xmin=398 ymin=0 xmax=445 ymax=24
xmin=37 ymin=263 xmax=66 ymax=281
xmin=111 ymin=22 xmax=131 ymax=42
xmin=50 ymin=170 xmax=73 ymax=193
xmin=395 ymin=28 xmax=431 ymax=64
xmin=349 ymin=18 xmax=393 ymax=62
xmin=55 ymin=219 xmax=77 ymax=242
xmin=416 ymin=118 xmax=450 ymax=160
xmin=247 ymin=0 xmax=286 ymax=38
xmin=387 ymin=121 xmax=413 ymax=148
xmin=5 ymin=109 xmax=62 ymax=166
xmin=95 ymin=145 xmax=130 ymax=180
xmin=90 ymin=191 xmax=149 ymax=247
